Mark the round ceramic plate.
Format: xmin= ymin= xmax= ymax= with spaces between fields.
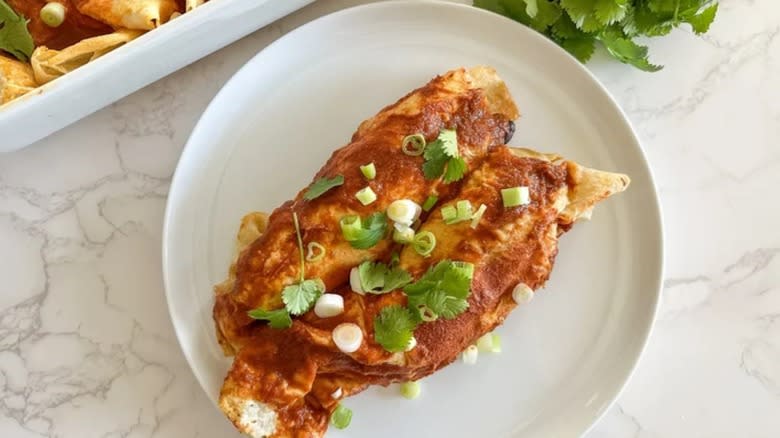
xmin=163 ymin=2 xmax=663 ymax=437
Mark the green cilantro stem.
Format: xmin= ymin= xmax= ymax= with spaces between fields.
xmin=292 ymin=212 xmax=306 ymax=281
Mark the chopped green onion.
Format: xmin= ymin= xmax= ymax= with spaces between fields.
xmin=491 ymin=333 xmax=502 ymax=353
xmin=442 ymin=200 xmax=473 ymax=224
xmin=417 ymin=304 xmax=437 ymax=322
xmin=412 ymin=231 xmax=436 ymax=257
xmin=355 ymin=186 xmax=377 ymax=205
xmin=400 ymin=381 xmax=421 ymax=400
xmin=441 ymin=205 xmax=457 ymax=222
xmin=476 ymin=332 xmax=495 ymax=352
xmin=422 ymin=195 xmax=438 ymax=212
xmin=462 ymin=345 xmax=478 ymax=365
xmin=330 ymin=404 xmax=353 ymax=429
xmin=340 ymin=212 xmax=388 ymax=249
xmin=306 ymin=242 xmax=326 ymax=262
xmin=402 ymin=133 xmax=426 ymax=156
xmin=360 ymin=162 xmax=376 ymax=180
xmin=501 ymin=186 xmax=530 ymax=208
xmin=340 ymin=215 xmax=362 ymax=240
xmin=470 ymin=204 xmax=487 ymax=229
xmin=393 ymin=225 xmax=415 ymax=244
xmin=40 ymin=2 xmax=66 ymax=27
xmin=387 ymin=199 xmax=421 ymax=226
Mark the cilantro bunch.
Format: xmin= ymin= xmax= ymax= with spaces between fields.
xmin=474 ymin=0 xmax=719 ymax=71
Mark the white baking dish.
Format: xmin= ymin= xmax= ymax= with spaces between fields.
xmin=0 ymin=0 xmax=314 ymax=153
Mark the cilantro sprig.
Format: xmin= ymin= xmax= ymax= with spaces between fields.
xmin=404 ymin=260 xmax=474 ymax=321
xmin=340 ymin=212 xmax=389 ymax=249
xmin=357 ymin=260 xmax=413 ymax=294
xmin=248 ymin=212 xmax=324 ymax=327
xmin=423 ymin=129 xmax=468 ymax=183
xmin=474 ymin=0 xmax=719 ymax=71
xmin=374 ymin=305 xmax=418 ymax=352
xmin=372 ymin=260 xmax=475 ymax=353
xmin=0 ymin=0 xmax=35 ymax=61
xmin=304 ymin=175 xmax=344 ymax=200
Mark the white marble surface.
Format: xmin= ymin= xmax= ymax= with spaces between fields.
xmin=0 ymin=0 xmax=778 ymax=437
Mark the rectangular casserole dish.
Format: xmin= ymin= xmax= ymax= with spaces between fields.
xmin=0 ymin=0 xmax=314 ymax=153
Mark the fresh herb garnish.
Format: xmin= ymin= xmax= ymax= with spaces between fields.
xmin=374 ymin=305 xmax=418 ymax=352
xmin=423 ymin=129 xmax=467 ymax=183
xmin=474 ymin=0 xmax=718 ymax=71
xmin=248 ymin=212 xmax=324 ymax=326
xmin=247 ymin=308 xmax=293 ymax=329
xmin=0 ymin=0 xmax=35 ymax=61
xmin=339 ymin=212 xmax=388 ymax=249
xmin=404 ymin=260 xmax=474 ymax=321
xmin=282 ymin=278 xmax=325 ymax=315
xmin=304 ymin=175 xmax=344 ymax=200
xmin=357 ymin=260 xmax=413 ymax=294
xmin=330 ymin=404 xmax=353 ymax=429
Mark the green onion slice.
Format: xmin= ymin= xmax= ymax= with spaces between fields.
xmin=393 ymin=225 xmax=415 ymax=244
xmin=355 ymin=186 xmax=377 ymax=205
xmin=330 ymin=404 xmax=353 ymax=429
xmin=470 ymin=204 xmax=487 ymax=229
xmin=442 ymin=200 xmax=473 ymax=224
xmin=417 ymin=304 xmax=437 ymax=322
xmin=400 ymin=381 xmax=421 ymax=400
xmin=402 ymin=133 xmax=426 ymax=156
xmin=339 ymin=215 xmax=363 ymax=240
xmin=306 ymin=242 xmax=326 ymax=262
xmin=412 ymin=231 xmax=436 ymax=257
xmin=40 ymin=2 xmax=66 ymax=27
xmin=360 ymin=162 xmax=376 ymax=180
xmin=441 ymin=205 xmax=457 ymax=222
xmin=491 ymin=333 xmax=502 ymax=353
xmin=422 ymin=195 xmax=438 ymax=212
xmin=501 ymin=186 xmax=530 ymax=208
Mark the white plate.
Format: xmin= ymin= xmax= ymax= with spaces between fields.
xmin=0 ymin=0 xmax=313 ymax=153
xmin=163 ymin=2 xmax=664 ymax=437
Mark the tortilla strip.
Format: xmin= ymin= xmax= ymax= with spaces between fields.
xmin=75 ymin=0 xmax=180 ymax=30
xmin=0 ymin=56 xmax=38 ymax=105
xmin=31 ymin=30 xmax=143 ymax=85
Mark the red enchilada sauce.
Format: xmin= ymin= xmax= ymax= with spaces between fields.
xmin=7 ymin=0 xmax=112 ymax=50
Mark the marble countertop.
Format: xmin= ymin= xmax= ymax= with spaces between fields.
xmin=1 ymin=0 xmax=778 ymax=437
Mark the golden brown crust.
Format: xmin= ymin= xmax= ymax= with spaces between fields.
xmin=0 ymin=56 xmax=37 ymax=105
xmin=30 ymin=30 xmax=143 ymax=85
xmin=75 ymin=0 xmax=180 ymax=30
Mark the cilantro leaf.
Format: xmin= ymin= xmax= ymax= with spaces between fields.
xmin=358 ymin=260 xmax=412 ymax=294
xmin=594 ymin=0 xmax=628 ymax=26
xmin=560 ymin=37 xmax=597 ymax=62
xmin=373 ymin=305 xmax=418 ymax=352
xmin=0 ymin=0 xmax=35 ymax=61
xmin=422 ymin=129 xmax=468 ymax=183
xmin=304 ymin=175 xmax=344 ymax=200
xmin=404 ymin=260 xmax=474 ymax=321
xmin=282 ymin=279 xmax=325 ymax=315
xmin=247 ymin=307 xmax=293 ymax=329
xmin=598 ymin=30 xmax=662 ymax=72
xmin=685 ymin=3 xmax=717 ymax=34
xmin=341 ymin=212 xmax=388 ymax=249
xmin=442 ymin=157 xmax=467 ymax=184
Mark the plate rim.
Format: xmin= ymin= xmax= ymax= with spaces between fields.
xmin=162 ymin=1 xmax=664 ymax=436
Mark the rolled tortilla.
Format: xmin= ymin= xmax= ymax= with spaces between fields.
xmin=0 ymin=56 xmax=38 ymax=105
xmin=31 ymin=30 xmax=143 ymax=85
xmin=75 ymin=0 xmax=180 ymax=30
